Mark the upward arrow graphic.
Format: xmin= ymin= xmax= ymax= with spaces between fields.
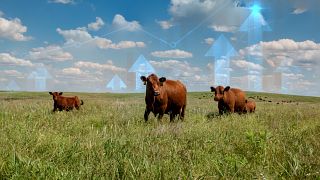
xmin=106 ymin=74 xmax=127 ymax=92
xmin=205 ymin=35 xmax=238 ymax=86
xmin=6 ymin=80 xmax=20 ymax=91
xmin=128 ymin=55 xmax=155 ymax=91
xmin=239 ymin=3 xmax=271 ymax=91
xmin=28 ymin=66 xmax=52 ymax=91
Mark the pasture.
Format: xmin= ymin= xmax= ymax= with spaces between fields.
xmin=0 ymin=91 xmax=319 ymax=179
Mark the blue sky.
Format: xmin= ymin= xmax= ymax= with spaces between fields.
xmin=0 ymin=0 xmax=319 ymax=96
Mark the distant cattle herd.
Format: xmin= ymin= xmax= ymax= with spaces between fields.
xmin=49 ymin=73 xmax=256 ymax=121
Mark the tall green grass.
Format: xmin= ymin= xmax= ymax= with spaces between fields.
xmin=0 ymin=92 xmax=319 ymax=179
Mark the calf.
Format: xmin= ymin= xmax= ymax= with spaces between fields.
xmin=49 ymin=92 xmax=84 ymax=112
xmin=141 ymin=74 xmax=187 ymax=122
xmin=245 ymin=99 xmax=256 ymax=113
xmin=210 ymin=86 xmax=246 ymax=114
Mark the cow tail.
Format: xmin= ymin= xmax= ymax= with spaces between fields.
xmin=81 ymin=100 xmax=84 ymax=105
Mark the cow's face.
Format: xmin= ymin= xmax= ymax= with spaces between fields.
xmin=141 ymin=74 xmax=166 ymax=96
xmin=49 ymin=92 xmax=63 ymax=101
xmin=210 ymin=86 xmax=225 ymax=101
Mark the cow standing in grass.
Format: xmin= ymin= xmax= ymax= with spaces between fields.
xmin=49 ymin=92 xmax=84 ymax=112
xmin=210 ymin=86 xmax=246 ymax=114
xmin=245 ymin=100 xmax=256 ymax=113
xmin=140 ymin=74 xmax=187 ymax=122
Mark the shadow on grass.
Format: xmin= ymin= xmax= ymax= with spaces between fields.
xmin=206 ymin=112 xmax=223 ymax=121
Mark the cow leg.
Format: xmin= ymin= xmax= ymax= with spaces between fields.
xmin=144 ymin=109 xmax=150 ymax=122
xmin=170 ymin=113 xmax=175 ymax=122
xmin=52 ymin=103 xmax=58 ymax=112
xmin=157 ymin=113 xmax=164 ymax=121
xmin=179 ymin=105 xmax=186 ymax=121
xmin=219 ymin=108 xmax=224 ymax=115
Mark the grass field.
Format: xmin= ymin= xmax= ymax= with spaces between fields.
xmin=0 ymin=91 xmax=320 ymax=179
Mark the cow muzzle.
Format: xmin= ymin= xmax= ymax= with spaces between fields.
xmin=154 ymin=91 xmax=160 ymax=96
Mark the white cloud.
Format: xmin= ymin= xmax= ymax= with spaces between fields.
xmin=204 ymin=37 xmax=214 ymax=45
xmin=49 ymin=0 xmax=74 ymax=4
xmin=239 ymin=39 xmax=320 ymax=69
xmin=29 ymin=45 xmax=73 ymax=61
xmin=112 ymin=14 xmax=141 ymax=31
xmin=207 ymin=62 xmax=214 ymax=71
xmin=233 ymin=60 xmax=263 ymax=71
xmin=156 ymin=20 xmax=174 ymax=29
xmin=94 ymin=39 xmax=145 ymax=49
xmin=209 ymin=24 xmax=237 ymax=32
xmin=166 ymin=0 xmax=248 ymax=31
xmin=58 ymin=67 xmax=103 ymax=85
xmin=0 ymin=77 xmax=7 ymax=82
xmin=74 ymin=61 xmax=126 ymax=72
xmin=169 ymin=0 xmax=218 ymax=18
xmin=150 ymin=59 xmax=211 ymax=87
xmin=88 ymin=17 xmax=104 ymax=31
xmin=151 ymin=49 xmax=193 ymax=58
xmin=230 ymin=37 xmax=237 ymax=41
xmin=0 ymin=16 xmax=31 ymax=41
xmin=1 ymin=70 xmax=24 ymax=77
xmin=150 ymin=60 xmax=201 ymax=77
xmin=62 ymin=67 xmax=82 ymax=75
xmin=57 ymin=27 xmax=93 ymax=44
xmin=0 ymin=53 xmax=33 ymax=67
xmin=56 ymin=27 xmax=145 ymax=49
xmin=292 ymin=7 xmax=307 ymax=14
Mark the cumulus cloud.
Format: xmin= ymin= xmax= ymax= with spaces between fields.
xmin=0 ymin=53 xmax=33 ymax=67
xmin=207 ymin=62 xmax=214 ymax=71
xmin=0 ymin=16 xmax=31 ymax=41
xmin=156 ymin=20 xmax=174 ymax=29
xmin=165 ymin=0 xmax=248 ymax=31
xmin=29 ymin=45 xmax=73 ymax=61
xmin=209 ymin=24 xmax=237 ymax=32
xmin=292 ymin=7 xmax=307 ymax=14
xmin=150 ymin=60 xmax=199 ymax=77
xmin=1 ymin=70 xmax=24 ymax=77
xmin=150 ymin=59 xmax=212 ymax=87
xmin=74 ymin=61 xmax=126 ymax=72
xmin=57 ymin=67 xmax=102 ymax=84
xmin=204 ymin=37 xmax=214 ymax=45
xmin=56 ymin=27 xmax=145 ymax=49
xmin=112 ymin=14 xmax=141 ymax=31
xmin=239 ymin=39 xmax=320 ymax=69
xmin=94 ymin=39 xmax=145 ymax=49
xmin=233 ymin=60 xmax=263 ymax=71
xmin=151 ymin=49 xmax=193 ymax=58
xmin=88 ymin=17 xmax=104 ymax=31
xmin=62 ymin=67 xmax=82 ymax=75
xmin=234 ymin=39 xmax=320 ymax=94
xmin=49 ymin=0 xmax=74 ymax=4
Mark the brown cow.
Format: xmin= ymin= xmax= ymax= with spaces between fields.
xmin=140 ymin=74 xmax=187 ymax=122
xmin=210 ymin=86 xmax=246 ymax=114
xmin=49 ymin=92 xmax=84 ymax=112
xmin=245 ymin=99 xmax=256 ymax=113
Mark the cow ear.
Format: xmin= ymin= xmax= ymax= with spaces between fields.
xmin=159 ymin=77 xmax=166 ymax=86
xmin=59 ymin=92 xmax=63 ymax=95
xmin=224 ymin=86 xmax=230 ymax=92
xmin=140 ymin=76 xmax=147 ymax=85
xmin=159 ymin=77 xmax=166 ymax=82
xmin=210 ymin=87 xmax=215 ymax=92
xmin=49 ymin=92 xmax=53 ymax=95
